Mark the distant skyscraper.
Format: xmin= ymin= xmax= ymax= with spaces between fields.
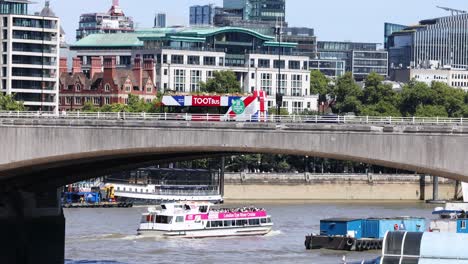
xmin=384 ymin=23 xmax=407 ymax=50
xmin=154 ymin=13 xmax=166 ymax=28
xmin=189 ymin=5 xmax=216 ymax=25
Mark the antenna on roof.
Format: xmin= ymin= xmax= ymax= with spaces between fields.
xmin=436 ymin=6 xmax=467 ymax=16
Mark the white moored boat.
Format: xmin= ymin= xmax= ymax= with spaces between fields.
xmin=137 ymin=202 xmax=273 ymax=238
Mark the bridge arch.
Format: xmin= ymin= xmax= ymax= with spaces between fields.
xmin=0 ymin=119 xmax=467 ymax=189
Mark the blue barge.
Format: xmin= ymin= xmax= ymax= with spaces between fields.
xmin=305 ymin=217 xmax=425 ymax=251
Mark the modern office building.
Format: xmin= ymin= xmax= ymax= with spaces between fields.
xmin=317 ymin=41 xmax=388 ymax=80
xmin=71 ymin=27 xmax=317 ymax=113
xmin=189 ymin=5 xmax=216 ymax=26
xmin=392 ymin=68 xmax=468 ymax=91
xmin=154 ymin=13 xmax=166 ymax=28
xmin=283 ymin=27 xmax=317 ymax=58
xmin=388 ymin=13 xmax=468 ymax=70
xmin=0 ymin=0 xmax=61 ymax=112
xmin=309 ymin=59 xmax=345 ymax=78
xmin=75 ymin=0 xmax=134 ymax=41
xmin=384 ymin=23 xmax=407 ymax=49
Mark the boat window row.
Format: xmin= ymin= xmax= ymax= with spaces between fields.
xmin=206 ymin=218 xmax=271 ymax=228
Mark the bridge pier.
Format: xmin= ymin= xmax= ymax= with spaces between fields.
xmin=0 ymin=189 xmax=65 ymax=264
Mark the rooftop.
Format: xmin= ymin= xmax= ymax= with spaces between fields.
xmin=72 ymin=26 xmax=287 ymax=49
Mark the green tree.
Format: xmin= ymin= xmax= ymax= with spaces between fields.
xmin=430 ymin=82 xmax=466 ymax=117
xmin=82 ymin=101 xmax=99 ymax=112
xmin=268 ymin=107 xmax=289 ymax=116
xmin=310 ymin=70 xmax=330 ymax=103
xmin=359 ymin=101 xmax=401 ymax=117
xmin=127 ymin=94 xmax=151 ymax=112
xmin=200 ymin=71 xmax=241 ymax=94
xmin=415 ymin=105 xmax=448 ymax=117
xmin=0 ymin=93 xmax=26 ymax=111
xmin=358 ymin=72 xmax=401 ymax=116
xmin=331 ymin=72 xmax=362 ymax=114
xmin=400 ymin=81 xmax=434 ymax=116
xmin=100 ymin=103 xmax=129 ymax=113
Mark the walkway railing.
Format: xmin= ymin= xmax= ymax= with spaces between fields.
xmin=0 ymin=111 xmax=466 ymax=126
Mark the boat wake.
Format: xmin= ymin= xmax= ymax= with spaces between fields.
xmin=264 ymin=230 xmax=282 ymax=237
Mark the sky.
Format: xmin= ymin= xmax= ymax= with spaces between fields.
xmin=30 ymin=0 xmax=468 ymax=44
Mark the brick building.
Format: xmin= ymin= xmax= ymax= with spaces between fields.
xmin=59 ymin=56 xmax=157 ymax=111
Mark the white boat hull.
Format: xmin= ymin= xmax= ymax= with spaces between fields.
xmin=138 ymin=225 xmax=273 ymax=239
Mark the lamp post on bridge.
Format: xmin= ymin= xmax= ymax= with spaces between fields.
xmin=275 ymin=17 xmax=283 ymax=117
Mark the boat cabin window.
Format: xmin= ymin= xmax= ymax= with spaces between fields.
xmin=155 ymin=215 xmax=172 ymax=224
xmin=236 ymin=220 xmax=248 ymax=226
xmin=211 ymin=221 xmax=223 ymax=228
xmin=462 ymin=220 xmax=467 ymax=230
xmin=267 ymin=217 xmax=272 ymax=223
xmin=224 ymin=220 xmax=235 ymax=227
xmin=184 ymin=204 xmax=191 ymax=210
xmin=161 ymin=205 xmax=166 ymax=210
xmin=199 ymin=206 xmax=208 ymax=213
xmin=261 ymin=218 xmax=267 ymax=224
xmin=249 ymin=219 xmax=260 ymax=226
xmin=176 ymin=216 xmax=184 ymax=223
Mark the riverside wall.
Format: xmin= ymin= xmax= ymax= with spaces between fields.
xmin=224 ymin=173 xmax=458 ymax=201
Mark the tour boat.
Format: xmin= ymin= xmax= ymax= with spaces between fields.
xmin=137 ymin=202 xmax=273 ymax=238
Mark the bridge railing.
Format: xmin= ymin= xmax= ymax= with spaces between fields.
xmin=0 ymin=111 xmax=466 ymax=126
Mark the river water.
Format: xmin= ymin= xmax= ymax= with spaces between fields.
xmin=64 ymin=202 xmax=435 ymax=264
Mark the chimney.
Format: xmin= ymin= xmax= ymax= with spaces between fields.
xmin=133 ymin=57 xmax=142 ymax=90
xmin=90 ymin=57 xmax=102 ymax=79
xmin=72 ymin=57 xmax=82 ymax=74
xmin=143 ymin=58 xmax=155 ymax=86
xmin=103 ymin=56 xmax=117 ymax=82
xmin=59 ymin=57 xmax=68 ymax=75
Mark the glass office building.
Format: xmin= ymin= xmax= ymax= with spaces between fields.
xmin=317 ymin=41 xmax=388 ymax=80
xmin=413 ymin=14 xmax=468 ymax=69
xmin=384 ymin=23 xmax=407 ymax=49
xmin=189 ymin=5 xmax=216 ymax=25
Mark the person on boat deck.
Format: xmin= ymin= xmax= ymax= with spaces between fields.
xmin=461 ymin=210 xmax=467 ymax=219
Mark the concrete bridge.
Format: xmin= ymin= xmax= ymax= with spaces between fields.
xmin=0 ymin=115 xmax=467 ymax=263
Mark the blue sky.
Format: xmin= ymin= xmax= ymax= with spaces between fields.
xmin=31 ymin=0 xmax=467 ymax=44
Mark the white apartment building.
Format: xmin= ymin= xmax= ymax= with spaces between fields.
xmin=0 ymin=1 xmax=60 ymax=112
xmin=394 ymin=68 xmax=468 ymax=91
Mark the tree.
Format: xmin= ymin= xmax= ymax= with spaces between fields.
xmin=400 ymin=81 xmax=434 ymax=116
xmin=358 ymin=72 xmax=401 ymax=116
xmin=82 ymin=101 xmax=99 ymax=112
xmin=268 ymin=107 xmax=289 ymax=116
xmin=127 ymin=94 xmax=151 ymax=113
xmin=200 ymin=71 xmax=241 ymax=94
xmin=330 ymin=72 xmax=362 ymax=114
xmin=310 ymin=70 xmax=330 ymax=103
xmin=0 ymin=93 xmax=25 ymax=111
xmin=100 ymin=103 xmax=129 ymax=113
xmin=415 ymin=105 xmax=448 ymax=117
xmin=359 ymin=101 xmax=401 ymax=117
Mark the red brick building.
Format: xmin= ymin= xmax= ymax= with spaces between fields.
xmin=59 ymin=56 xmax=157 ymax=111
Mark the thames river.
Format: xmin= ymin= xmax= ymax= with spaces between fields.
xmin=64 ymin=202 xmax=435 ymax=264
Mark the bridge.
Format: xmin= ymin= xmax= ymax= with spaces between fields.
xmin=0 ymin=111 xmax=467 ymax=263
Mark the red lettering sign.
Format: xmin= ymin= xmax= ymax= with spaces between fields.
xmin=191 ymin=96 xmax=221 ymax=107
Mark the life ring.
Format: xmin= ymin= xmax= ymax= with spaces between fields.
xmin=394 ymin=224 xmax=399 ymax=230
xmin=346 ymin=238 xmax=354 ymax=247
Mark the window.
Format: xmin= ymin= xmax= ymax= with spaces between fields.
xmin=206 ymin=71 xmax=214 ymax=80
xmin=258 ymin=59 xmax=270 ymax=68
xmin=273 ymin=60 xmax=285 ymax=69
xmin=276 ymin=74 xmax=287 ymax=95
xmin=218 ymin=57 xmax=224 ymax=66
xmin=65 ymin=97 xmax=71 ymax=105
xmin=203 ymin=56 xmax=215 ymax=66
xmin=75 ymin=84 xmax=81 ymax=92
xmin=261 ymin=73 xmax=272 ymax=95
xmin=261 ymin=218 xmax=267 ymax=224
xmin=125 ymin=84 xmax=131 ymax=92
xmin=248 ymin=219 xmax=260 ymax=226
xmin=93 ymin=97 xmax=100 ymax=105
xmin=105 ymin=97 xmax=110 ymax=105
xmin=155 ymin=215 xmax=172 ymax=224
xmin=210 ymin=221 xmax=223 ymax=228
xmin=176 ymin=216 xmax=184 ymax=223
xmin=289 ymin=60 xmax=300 ymax=70
xmin=251 ymin=72 xmax=255 ymax=79
xmin=104 ymin=83 xmax=111 ymax=92
xmin=462 ymin=220 xmax=467 ymax=230
xmin=171 ymin=55 xmax=184 ymax=64
xmin=292 ymin=101 xmax=303 ymax=113
xmin=146 ymin=85 xmax=153 ymax=93
xmin=174 ymin=69 xmax=186 ymax=92
xmin=291 ymin=74 xmax=302 ymax=96
xmin=235 ymin=220 xmax=248 ymax=226
xmin=74 ymin=97 xmax=82 ymax=105
xmin=188 ymin=56 xmax=200 ymax=65
xmin=224 ymin=220 xmax=235 ymax=227
xmin=163 ymin=69 xmax=168 ymax=75
xmin=190 ymin=70 xmax=201 ymax=92
xmin=250 ymin=59 xmax=255 ymax=67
